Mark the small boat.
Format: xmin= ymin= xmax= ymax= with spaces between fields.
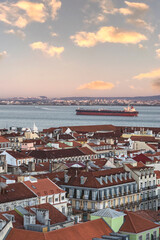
xmin=76 ymin=106 xmax=139 ymax=117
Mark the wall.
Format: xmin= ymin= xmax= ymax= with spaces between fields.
xmin=0 ymin=221 xmax=13 ymax=240
xmin=120 ymin=227 xmax=159 ymax=240
xmin=90 ymin=215 xmax=124 ymax=232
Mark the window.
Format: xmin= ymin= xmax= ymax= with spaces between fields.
xmin=91 ymin=202 xmax=95 ymax=210
xmin=138 ymin=235 xmax=142 ymax=240
xmin=42 ymin=197 xmax=46 ymax=203
xmin=55 ymin=198 xmax=58 ymax=202
xmin=77 ymin=190 xmax=80 ymax=198
xmin=61 ymin=206 xmax=65 ymax=214
xmin=75 ymin=200 xmax=80 ymax=210
xmin=153 ymin=231 xmax=157 ymax=239
xmin=83 ymin=201 xmax=88 ymax=210
xmin=61 ymin=196 xmax=65 ymax=201
xmin=48 ymin=197 xmax=52 ymax=203
xmin=146 ymin=233 xmax=149 ymax=240
xmin=92 ymin=191 xmax=96 ymax=200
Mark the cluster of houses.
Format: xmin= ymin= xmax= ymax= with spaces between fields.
xmin=0 ymin=124 xmax=160 ymax=239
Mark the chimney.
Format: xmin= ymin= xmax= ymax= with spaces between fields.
xmin=86 ymin=160 xmax=89 ymax=172
xmin=49 ymin=161 xmax=53 ymax=173
xmin=28 ymin=161 xmax=35 ymax=172
xmin=0 ymin=183 xmax=7 ymax=195
xmin=35 ymin=209 xmax=49 ymax=225
xmin=64 ymin=170 xmax=69 ymax=183
xmin=23 ymin=213 xmax=36 ymax=227
xmin=57 ymin=133 xmax=60 ymax=141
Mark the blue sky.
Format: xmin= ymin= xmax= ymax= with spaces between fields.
xmin=0 ymin=0 xmax=160 ymax=97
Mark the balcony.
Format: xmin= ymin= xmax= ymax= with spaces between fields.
xmin=148 ymin=185 xmax=157 ymax=189
xmin=83 ymin=195 xmax=89 ymax=200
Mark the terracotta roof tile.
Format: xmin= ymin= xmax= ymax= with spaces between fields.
xmin=133 ymin=154 xmax=152 ymax=164
xmin=24 ymin=178 xmax=65 ymax=196
xmin=6 ymin=218 xmax=112 ymax=240
xmin=0 ymin=182 xmax=36 ymax=204
xmin=0 ymin=136 xmax=10 ymax=143
xmin=60 ymin=168 xmax=135 ymax=188
xmin=120 ymin=211 xmax=159 ymax=233
xmin=28 ymin=148 xmax=85 ymax=159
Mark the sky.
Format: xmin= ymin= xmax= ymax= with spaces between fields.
xmin=0 ymin=0 xmax=160 ymax=98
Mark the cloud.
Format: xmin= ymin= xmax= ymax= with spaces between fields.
xmin=133 ymin=68 xmax=160 ymax=80
xmin=118 ymin=8 xmax=132 ymax=16
xmin=84 ymin=0 xmax=132 ymax=25
xmin=0 ymin=51 xmax=7 ymax=59
xmin=47 ymin=0 xmax=61 ymax=20
xmin=125 ymin=1 xmax=149 ymax=11
xmin=127 ymin=18 xmax=154 ymax=32
xmin=138 ymin=43 xmax=144 ymax=49
xmin=77 ymin=81 xmax=115 ymax=90
xmin=15 ymin=1 xmax=46 ymax=22
xmin=30 ymin=41 xmax=64 ymax=57
xmin=51 ymin=32 xmax=58 ymax=37
xmin=156 ymin=49 xmax=160 ymax=58
xmin=70 ymin=26 xmax=147 ymax=47
xmin=129 ymin=85 xmax=136 ymax=89
xmin=0 ymin=0 xmax=61 ymax=28
xmin=152 ymin=79 xmax=160 ymax=91
xmin=5 ymin=29 xmax=26 ymax=39
xmin=123 ymin=1 xmax=154 ymax=32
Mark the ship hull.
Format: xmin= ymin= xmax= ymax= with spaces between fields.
xmin=76 ymin=110 xmax=138 ymax=117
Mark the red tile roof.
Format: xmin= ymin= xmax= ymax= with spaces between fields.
xmin=133 ymin=154 xmax=152 ymax=164
xmin=126 ymin=162 xmax=150 ymax=170
xmin=6 ymin=228 xmax=44 ymax=240
xmin=60 ymin=168 xmax=135 ymax=188
xmin=0 ymin=182 xmax=36 ymax=204
xmin=155 ymin=171 xmax=160 ymax=179
xmin=27 ymin=203 xmax=67 ymax=225
xmin=134 ymin=210 xmax=160 ymax=223
xmin=0 ymin=136 xmax=10 ymax=143
xmin=27 ymin=148 xmax=85 ymax=159
xmin=6 ymin=218 xmax=112 ymax=240
xmin=0 ymin=203 xmax=67 ymax=229
xmin=78 ymin=147 xmax=95 ymax=155
xmin=61 ymin=124 xmax=117 ymax=134
xmin=120 ymin=211 xmax=159 ymax=234
xmin=6 ymin=151 xmax=33 ymax=159
xmin=130 ymin=136 xmax=158 ymax=143
xmin=93 ymin=159 xmax=108 ymax=168
xmin=24 ymin=178 xmax=65 ymax=196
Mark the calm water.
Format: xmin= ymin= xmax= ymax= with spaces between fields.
xmin=0 ymin=105 xmax=159 ymax=130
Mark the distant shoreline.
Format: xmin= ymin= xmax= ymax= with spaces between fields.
xmin=0 ymin=103 xmax=160 ymax=107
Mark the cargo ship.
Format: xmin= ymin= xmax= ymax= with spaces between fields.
xmin=76 ymin=106 xmax=138 ymax=117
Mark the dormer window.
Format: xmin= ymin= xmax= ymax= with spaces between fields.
xmin=80 ymin=176 xmax=85 ymax=185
